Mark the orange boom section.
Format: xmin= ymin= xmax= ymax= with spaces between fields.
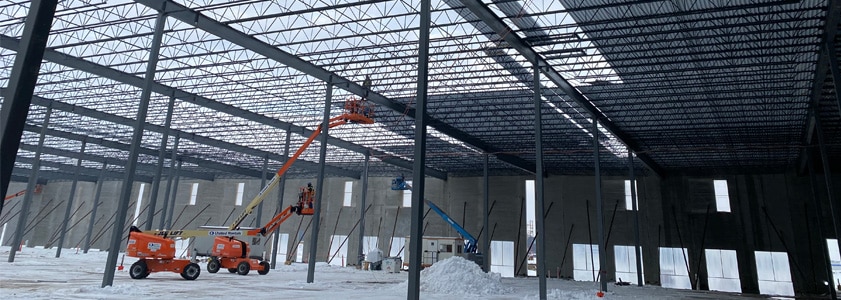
xmin=127 ymin=230 xmax=176 ymax=259
xmin=126 ymin=226 xmax=201 ymax=280
xmin=227 ymin=100 xmax=374 ymax=231
xmin=211 ymin=236 xmax=250 ymax=258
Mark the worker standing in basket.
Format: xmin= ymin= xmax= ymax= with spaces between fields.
xmin=362 ymin=75 xmax=373 ymax=118
xmin=306 ymin=183 xmax=314 ymax=208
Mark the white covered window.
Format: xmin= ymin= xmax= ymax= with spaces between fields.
xmin=706 ymin=249 xmax=741 ymax=293
xmin=273 ymin=233 xmax=289 ymax=261
xmin=402 ymin=181 xmax=413 ymax=207
xmin=827 ymin=239 xmax=841 ymax=293
xmin=328 ymin=235 xmax=348 ymax=267
xmin=490 ymin=240 xmax=515 ymax=278
xmin=235 ymin=182 xmax=245 ymax=206
xmin=296 ymin=242 xmax=304 ymax=263
xmin=615 ymin=245 xmax=643 ymax=285
xmin=624 ymin=180 xmax=639 ymax=210
xmin=189 ymin=183 xmax=199 ymax=205
xmin=755 ymin=251 xmax=794 ymax=296
xmin=132 ymin=183 xmax=146 ymax=226
xmin=660 ymin=247 xmax=691 ymax=289
xmin=343 ymin=181 xmax=353 ymax=207
xmin=713 ymin=180 xmax=731 ymax=212
xmin=573 ymin=243 xmax=600 ymax=282
xmin=389 ymin=237 xmax=404 ymax=258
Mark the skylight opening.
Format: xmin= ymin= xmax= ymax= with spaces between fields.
xmin=539 ymin=92 xmax=627 ymax=158
xmin=412 ymin=125 xmax=482 ymax=154
xmin=486 ymin=1 xmax=623 ymax=86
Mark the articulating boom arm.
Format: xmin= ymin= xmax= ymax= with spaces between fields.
xmin=228 ymin=110 xmax=374 ymax=230
xmin=248 ymin=185 xmax=316 ymax=236
xmin=425 ymin=199 xmax=479 ymax=253
xmin=144 ymin=187 xmax=315 ymax=238
xmin=140 ymin=103 xmax=373 ymax=239
xmin=5 ymin=185 xmax=41 ymax=201
xmin=4 ymin=189 xmax=26 ymax=201
xmin=246 ymin=205 xmax=295 ymax=236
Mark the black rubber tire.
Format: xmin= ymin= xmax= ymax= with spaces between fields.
xmin=236 ymin=261 xmax=250 ymax=275
xmin=227 ymin=268 xmax=237 ymax=273
xmin=180 ymin=262 xmax=201 ymax=280
xmin=207 ymin=259 xmax=220 ymax=273
xmin=258 ymin=261 xmax=270 ymax=275
xmin=129 ymin=260 xmax=149 ymax=279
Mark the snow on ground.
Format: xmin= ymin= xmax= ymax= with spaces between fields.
xmin=395 ymin=255 xmax=511 ymax=296
xmin=0 ymin=246 xmax=773 ymax=299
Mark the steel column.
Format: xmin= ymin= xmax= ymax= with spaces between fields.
xmin=102 ymin=9 xmax=166 ymax=287
xmin=145 ymin=95 xmax=175 ymax=230
xmin=408 ymin=1 xmax=431 ymax=298
xmin=84 ymin=163 xmax=108 ymax=253
xmin=357 ymin=152 xmax=370 ymax=266
xmin=55 ymin=139 xmax=86 ymax=257
xmin=0 ymin=0 xmax=58 ymax=207
xmin=798 ymin=0 xmax=840 ymax=173
xmin=307 ymin=81 xmax=332 ymax=283
xmin=594 ymin=119 xmax=608 ymax=292
xmin=270 ymin=130 xmax=292 ymax=269
xmin=483 ymin=153 xmax=490 ymax=272
xmin=159 ymin=135 xmax=179 ymax=229
xmin=808 ymin=150 xmax=839 ymax=299
xmin=534 ymin=62 xmax=547 ymax=300
xmin=8 ymin=105 xmax=51 ymax=262
xmin=256 ymin=155 xmax=268 ymax=225
xmin=165 ymin=159 xmax=182 ymax=229
xmin=815 ymin=113 xmax=841 ymax=252
xmin=629 ymin=150 xmax=643 ymax=286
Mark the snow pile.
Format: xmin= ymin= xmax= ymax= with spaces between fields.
xmin=397 ymin=256 xmax=511 ymax=296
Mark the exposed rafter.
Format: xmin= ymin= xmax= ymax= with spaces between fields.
xmin=19 ymin=92 xmax=360 ymax=179
xmin=11 ymin=168 xmax=91 ymax=183
xmin=24 ymin=124 xmax=298 ymax=181
xmin=0 ymin=0 xmax=829 ymax=178
xmin=15 ymin=156 xmax=154 ymax=182
xmin=134 ymin=0 xmax=527 ymax=175
xmin=17 ymin=143 xmax=214 ymax=181
xmin=455 ymin=0 xmax=665 ymax=177
xmin=0 ymin=34 xmax=446 ymax=180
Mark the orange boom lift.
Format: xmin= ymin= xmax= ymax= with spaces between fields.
xmin=124 ymin=98 xmax=374 ymax=279
xmin=126 ymin=226 xmax=201 ymax=280
xmin=207 ymin=184 xmax=316 ymax=275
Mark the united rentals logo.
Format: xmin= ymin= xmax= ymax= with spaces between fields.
xmin=208 ymin=231 xmax=244 ymax=236
xmin=148 ymin=242 xmax=161 ymax=251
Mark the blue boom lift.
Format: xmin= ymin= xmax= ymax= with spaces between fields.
xmin=391 ymin=174 xmax=412 ymax=191
xmin=392 ymin=176 xmax=483 ymax=267
xmin=425 ymin=200 xmax=479 ymax=253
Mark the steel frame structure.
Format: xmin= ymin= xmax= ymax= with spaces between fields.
xmin=0 ymin=0 xmax=837 ymax=192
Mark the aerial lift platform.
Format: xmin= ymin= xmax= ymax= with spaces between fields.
xmin=391 ymin=179 xmax=484 ymax=268
xmin=124 ymin=98 xmax=374 ymax=279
